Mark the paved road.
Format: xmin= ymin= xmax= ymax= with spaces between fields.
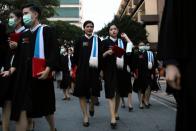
xmin=1 ymin=80 xmax=176 ymax=131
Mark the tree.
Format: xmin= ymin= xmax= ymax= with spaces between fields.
xmin=0 ymin=0 xmax=59 ymax=22
xmin=97 ymin=15 xmax=147 ymax=45
xmin=49 ymin=21 xmax=83 ymax=46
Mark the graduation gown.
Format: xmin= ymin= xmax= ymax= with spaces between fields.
xmin=0 ymin=24 xmax=11 ymax=106
xmin=132 ymin=50 xmax=148 ymax=93
xmin=11 ymin=25 xmax=60 ymax=121
xmin=72 ymin=36 xmax=102 ymax=97
xmin=102 ymin=38 xmax=132 ymax=98
xmin=144 ymin=51 xmax=159 ymax=91
xmin=59 ymin=54 xmax=71 ymax=89
xmin=158 ymin=0 xmax=196 ymax=130
xmin=7 ymin=27 xmax=26 ymax=102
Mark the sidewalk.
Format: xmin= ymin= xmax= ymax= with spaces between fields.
xmin=151 ymin=79 xmax=176 ymax=107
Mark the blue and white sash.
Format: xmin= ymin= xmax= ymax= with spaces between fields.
xmin=116 ymin=39 xmax=124 ymax=69
xmin=34 ymin=25 xmax=46 ymax=59
xmin=147 ymin=51 xmax=154 ymax=69
xmin=126 ymin=41 xmax=133 ymax=53
xmin=89 ymin=35 xmax=98 ymax=68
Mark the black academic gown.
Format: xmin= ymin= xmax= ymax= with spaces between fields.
xmin=102 ymin=38 xmax=132 ymax=98
xmin=158 ymin=0 xmax=196 ymax=130
xmin=132 ymin=50 xmax=148 ymax=94
xmin=0 ymin=24 xmax=11 ymax=106
xmin=133 ymin=50 xmax=159 ymax=93
xmin=144 ymin=51 xmax=159 ymax=91
xmin=11 ymin=26 xmax=60 ymax=121
xmin=73 ymin=36 xmax=102 ymax=97
xmin=59 ymin=54 xmax=71 ymax=89
xmin=7 ymin=28 xmax=26 ymax=102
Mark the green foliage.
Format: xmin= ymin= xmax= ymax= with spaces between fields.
xmin=0 ymin=0 xmax=59 ymax=22
xmin=49 ymin=21 xmax=83 ymax=46
xmin=98 ymin=15 xmax=147 ymax=45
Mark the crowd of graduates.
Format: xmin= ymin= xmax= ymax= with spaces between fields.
xmin=1 ymin=2 xmax=185 ymax=131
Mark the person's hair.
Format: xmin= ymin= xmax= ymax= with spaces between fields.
xmin=10 ymin=9 xmax=24 ymax=26
xmin=83 ymin=20 xmax=94 ymax=29
xmin=21 ymin=3 xmax=41 ymax=19
xmin=107 ymin=22 xmax=121 ymax=38
xmin=107 ymin=23 xmax=119 ymax=32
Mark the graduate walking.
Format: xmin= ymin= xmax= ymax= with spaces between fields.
xmin=0 ymin=21 xmax=12 ymax=131
xmin=59 ymin=45 xmax=71 ymax=100
xmin=10 ymin=4 xmax=59 ymax=131
xmin=72 ymin=20 xmax=102 ymax=127
xmin=102 ymin=24 xmax=133 ymax=129
xmin=1 ymin=10 xmax=26 ymax=131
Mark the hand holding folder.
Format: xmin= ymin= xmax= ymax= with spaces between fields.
xmin=10 ymin=33 xmax=21 ymax=42
xmin=32 ymin=58 xmax=52 ymax=79
xmin=111 ymin=45 xmax=125 ymax=57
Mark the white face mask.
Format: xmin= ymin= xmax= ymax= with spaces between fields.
xmin=8 ymin=18 xmax=16 ymax=27
xmin=139 ymin=46 xmax=145 ymax=51
xmin=23 ymin=14 xmax=32 ymax=26
xmin=145 ymin=46 xmax=150 ymax=50
xmin=60 ymin=48 xmax=65 ymax=54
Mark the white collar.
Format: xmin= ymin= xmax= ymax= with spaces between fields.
xmin=15 ymin=26 xmax=25 ymax=33
xmin=110 ymin=36 xmax=117 ymax=42
xmin=85 ymin=34 xmax=93 ymax=39
xmin=30 ymin=24 xmax=41 ymax=32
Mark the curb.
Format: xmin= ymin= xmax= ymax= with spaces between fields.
xmin=151 ymin=91 xmax=176 ymax=108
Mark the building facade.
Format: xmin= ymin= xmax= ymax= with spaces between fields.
xmin=48 ymin=0 xmax=83 ymax=27
xmin=116 ymin=0 xmax=165 ymax=49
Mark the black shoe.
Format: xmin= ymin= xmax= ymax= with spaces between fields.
xmin=55 ymin=128 xmax=57 ymax=131
xmin=83 ymin=122 xmax=89 ymax=127
xmin=128 ymin=107 xmax=133 ymax=112
xmin=110 ymin=123 xmax=117 ymax=129
xmin=62 ymin=98 xmax=67 ymax=100
xmin=145 ymin=104 xmax=150 ymax=109
xmin=115 ymin=116 xmax=120 ymax=120
xmin=89 ymin=110 xmax=94 ymax=117
xmin=139 ymin=105 xmax=144 ymax=109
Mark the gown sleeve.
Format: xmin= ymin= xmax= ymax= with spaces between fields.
xmin=72 ymin=37 xmax=81 ymax=67
xmin=43 ymin=26 xmax=60 ymax=71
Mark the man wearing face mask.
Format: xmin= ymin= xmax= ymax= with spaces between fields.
xmin=10 ymin=4 xmax=59 ymax=131
xmin=143 ymin=44 xmax=159 ymax=108
xmin=132 ymin=42 xmax=158 ymax=108
xmin=132 ymin=42 xmax=147 ymax=108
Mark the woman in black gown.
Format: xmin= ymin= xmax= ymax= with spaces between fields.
xmin=0 ymin=21 xmax=11 ymax=131
xmin=1 ymin=10 xmax=26 ymax=131
xmin=102 ymin=24 xmax=133 ymax=129
xmin=59 ymin=45 xmax=71 ymax=100
xmin=72 ymin=20 xmax=102 ymax=127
